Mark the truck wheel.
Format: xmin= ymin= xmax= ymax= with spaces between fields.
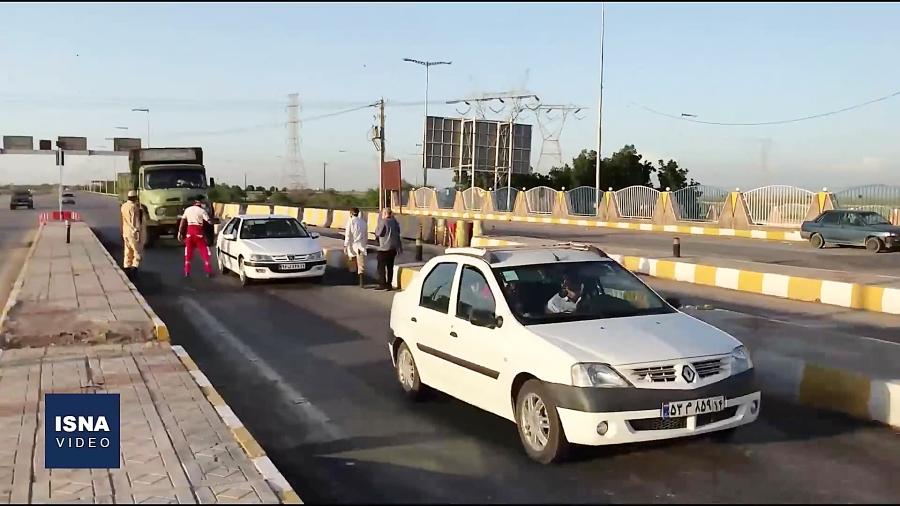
xmin=865 ymin=237 xmax=884 ymax=253
xmin=810 ymin=233 xmax=825 ymax=249
xmin=515 ymin=380 xmax=570 ymax=464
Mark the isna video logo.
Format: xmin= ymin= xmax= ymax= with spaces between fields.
xmin=45 ymin=393 xmax=120 ymax=469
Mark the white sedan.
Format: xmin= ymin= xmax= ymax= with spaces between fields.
xmin=388 ymin=243 xmax=760 ymax=464
xmin=216 ymin=214 xmax=326 ymax=286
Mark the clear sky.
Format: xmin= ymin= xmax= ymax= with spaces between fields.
xmin=1 ymin=2 xmax=899 ymax=191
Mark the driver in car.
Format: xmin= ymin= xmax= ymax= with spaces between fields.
xmin=546 ymin=273 xmax=584 ymax=314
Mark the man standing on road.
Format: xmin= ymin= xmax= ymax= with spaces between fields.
xmin=344 ymin=207 xmax=368 ymax=288
xmin=178 ymin=195 xmax=213 ymax=278
xmin=120 ymin=190 xmax=142 ymax=278
xmin=374 ymin=207 xmax=402 ymax=291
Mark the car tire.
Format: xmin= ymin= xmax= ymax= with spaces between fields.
xmin=395 ymin=341 xmax=426 ymax=401
xmin=865 ymin=237 xmax=884 ymax=253
xmin=516 ymin=379 xmax=570 ymax=464
xmin=217 ymin=250 xmax=229 ymax=275
xmin=238 ymin=257 xmax=251 ymax=287
xmin=810 ymin=233 xmax=825 ymax=249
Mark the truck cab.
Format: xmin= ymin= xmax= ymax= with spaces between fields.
xmin=119 ymin=147 xmax=215 ymax=247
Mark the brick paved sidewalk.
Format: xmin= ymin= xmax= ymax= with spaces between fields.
xmin=1 ymin=222 xmax=157 ymax=348
xmin=0 ymin=343 xmax=279 ymax=504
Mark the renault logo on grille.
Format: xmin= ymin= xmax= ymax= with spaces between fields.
xmin=681 ymin=364 xmax=696 ymax=383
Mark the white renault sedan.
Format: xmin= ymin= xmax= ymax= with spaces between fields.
xmin=215 ymin=214 xmax=326 ymax=286
xmin=388 ymin=243 xmax=760 ymax=464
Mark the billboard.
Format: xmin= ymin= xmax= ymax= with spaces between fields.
xmin=424 ymin=116 xmax=531 ymax=174
xmin=57 ymin=136 xmax=88 ymax=151
xmin=382 ymin=160 xmax=402 ymax=191
xmin=2 ymin=136 xmax=33 ymax=150
xmin=113 ymin=138 xmax=142 ymax=152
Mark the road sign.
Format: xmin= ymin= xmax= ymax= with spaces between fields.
xmin=56 ymin=150 xmax=65 ymax=166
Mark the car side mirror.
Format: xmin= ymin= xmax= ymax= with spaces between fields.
xmin=470 ymin=309 xmax=499 ymax=329
xmin=666 ymin=297 xmax=682 ymax=309
xmin=222 ymin=233 xmax=236 ymax=241
xmin=310 ymin=232 xmax=320 ymax=239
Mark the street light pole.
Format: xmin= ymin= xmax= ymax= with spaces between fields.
xmin=322 ymin=161 xmax=327 ymax=191
xmin=403 ymin=58 xmax=451 ymax=188
xmin=131 ymin=108 xmax=150 ymax=147
xmin=594 ymin=3 xmax=605 ymax=217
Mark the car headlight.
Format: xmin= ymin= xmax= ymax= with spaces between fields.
xmin=250 ymin=254 xmax=273 ymax=262
xmin=310 ymin=251 xmax=324 ymax=261
xmin=571 ymin=363 xmax=631 ymax=388
xmin=155 ymin=207 xmax=166 ymax=217
xmin=730 ymin=345 xmax=753 ymax=374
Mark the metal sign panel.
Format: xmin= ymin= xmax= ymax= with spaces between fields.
xmin=113 ymin=138 xmax=142 ymax=152
xmin=56 ymin=136 xmax=87 ymax=151
xmin=382 ymin=160 xmax=402 ymax=191
xmin=140 ymin=148 xmax=200 ymax=163
xmin=2 ymin=136 xmax=33 ymax=150
xmin=424 ymin=116 xmax=531 ymax=174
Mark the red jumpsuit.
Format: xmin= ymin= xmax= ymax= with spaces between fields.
xmin=181 ymin=204 xmax=211 ymax=276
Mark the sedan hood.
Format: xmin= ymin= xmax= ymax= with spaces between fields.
xmin=528 ymin=313 xmax=740 ymax=366
xmin=242 ymin=237 xmax=321 ymax=255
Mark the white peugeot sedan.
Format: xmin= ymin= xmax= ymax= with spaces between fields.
xmin=216 ymin=214 xmax=325 ymax=286
xmin=388 ymin=243 xmax=760 ymax=464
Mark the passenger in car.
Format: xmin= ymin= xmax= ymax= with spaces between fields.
xmin=546 ymin=274 xmax=584 ymax=314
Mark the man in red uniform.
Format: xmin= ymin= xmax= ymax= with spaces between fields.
xmin=178 ymin=195 xmax=213 ymax=278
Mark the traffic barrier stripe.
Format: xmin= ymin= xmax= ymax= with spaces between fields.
xmin=171 ymin=345 xmax=302 ymax=503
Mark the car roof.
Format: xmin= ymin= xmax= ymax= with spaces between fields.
xmin=443 ymin=244 xmax=612 ymax=268
xmin=234 ymin=214 xmax=295 ymax=220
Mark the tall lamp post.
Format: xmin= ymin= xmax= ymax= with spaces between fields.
xmin=131 ymin=108 xmax=150 ymax=147
xmin=594 ymin=3 xmax=605 ymax=217
xmin=402 ymin=58 xmax=451 ymax=188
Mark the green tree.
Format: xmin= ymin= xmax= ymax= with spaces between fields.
xmin=655 ymin=159 xmax=693 ymax=191
xmin=602 ymin=145 xmax=655 ymax=190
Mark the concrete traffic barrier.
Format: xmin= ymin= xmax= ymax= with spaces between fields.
xmin=273 ymin=205 xmax=300 ymax=218
xmin=330 ymin=209 xmax=351 ymax=230
xmin=245 ymin=204 xmax=272 ymax=215
xmin=302 ymin=208 xmax=329 ymax=227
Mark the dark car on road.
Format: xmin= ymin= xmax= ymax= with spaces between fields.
xmin=800 ymin=210 xmax=899 ymax=253
xmin=9 ymin=189 xmax=34 ymax=210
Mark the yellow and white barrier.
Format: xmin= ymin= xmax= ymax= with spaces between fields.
xmin=302 ymin=208 xmax=329 ymax=227
xmin=245 ymin=204 xmax=272 ymax=216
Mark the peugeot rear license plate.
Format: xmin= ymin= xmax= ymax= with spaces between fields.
xmin=662 ymin=396 xmax=725 ymax=419
xmin=280 ymin=263 xmax=305 ymax=270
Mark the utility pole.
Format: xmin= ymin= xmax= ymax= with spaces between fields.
xmin=378 ymin=98 xmax=386 ymax=209
xmin=322 ymin=161 xmax=327 ymax=191
xmin=402 ymin=58 xmax=452 ymax=188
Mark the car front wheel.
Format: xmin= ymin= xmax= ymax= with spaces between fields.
xmin=516 ymin=380 xmax=569 ymax=464
xmin=810 ymin=233 xmax=825 ymax=249
xmin=866 ymin=237 xmax=884 ymax=253
xmin=238 ymin=257 xmax=251 ymax=286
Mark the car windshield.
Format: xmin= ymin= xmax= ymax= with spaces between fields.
xmin=240 ymin=218 xmax=310 ymax=240
xmin=62 ymin=193 xmax=74 ymax=197
xmin=492 ymin=260 xmax=675 ymax=325
xmin=144 ymin=166 xmax=207 ymax=190
xmin=13 ymin=191 xmax=29 ymax=197
xmin=860 ymin=212 xmax=890 ymax=226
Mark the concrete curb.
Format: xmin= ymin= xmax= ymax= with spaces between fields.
xmin=0 ymin=223 xmax=45 ymax=339
xmin=171 ymin=345 xmax=303 ymax=504
xmin=84 ymin=225 xmax=170 ymax=341
xmin=470 ymin=236 xmax=900 ymax=316
xmin=755 ymin=351 xmax=899 ymax=429
xmin=404 ymin=208 xmax=806 ymax=243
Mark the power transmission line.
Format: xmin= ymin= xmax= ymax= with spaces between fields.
xmin=633 ymin=89 xmax=900 ymax=126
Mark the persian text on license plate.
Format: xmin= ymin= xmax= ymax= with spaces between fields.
xmin=661 ymin=396 xmax=725 ymax=419
xmin=280 ymin=263 xmax=305 ymax=270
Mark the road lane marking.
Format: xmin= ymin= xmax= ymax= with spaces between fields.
xmin=179 ymin=296 xmax=345 ymax=444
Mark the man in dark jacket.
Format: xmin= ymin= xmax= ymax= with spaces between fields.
xmin=374 ymin=207 xmax=402 ymax=290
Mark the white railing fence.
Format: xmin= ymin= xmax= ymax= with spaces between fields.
xmin=525 ymin=186 xmax=557 ymax=214
xmin=616 ymin=186 xmax=659 ymax=219
xmin=673 ymin=185 xmax=729 ymax=222
xmin=566 ymin=186 xmax=599 ymax=216
xmin=743 ymin=185 xmax=815 ymax=226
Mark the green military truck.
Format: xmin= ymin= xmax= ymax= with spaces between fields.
xmin=117 ymin=147 xmax=216 ymax=248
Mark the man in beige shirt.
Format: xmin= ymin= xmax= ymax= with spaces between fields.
xmin=120 ymin=190 xmax=142 ymax=276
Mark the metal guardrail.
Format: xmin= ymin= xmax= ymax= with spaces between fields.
xmin=525 ymin=186 xmax=556 ymax=214
xmin=461 ymin=187 xmax=486 ymax=211
xmin=436 ymin=187 xmax=457 ymax=209
xmin=744 ymin=185 xmax=815 ymax=226
xmin=834 ymin=184 xmax=900 ymax=220
xmin=673 ymin=185 xmax=728 ymax=222
xmin=493 ymin=187 xmax=519 ymax=212
xmin=566 ymin=186 xmax=599 ymax=216
xmin=413 ymin=187 xmax=434 ymax=208
xmin=616 ymin=186 xmax=659 ymax=219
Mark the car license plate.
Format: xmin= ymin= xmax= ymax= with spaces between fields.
xmin=280 ymin=263 xmax=305 ymax=270
xmin=662 ymin=396 xmax=725 ymax=419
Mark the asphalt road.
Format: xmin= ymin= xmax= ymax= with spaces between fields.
xmin=0 ymin=192 xmax=58 ymax=310
xmin=75 ymin=191 xmax=900 ymax=503
xmin=486 ymin=221 xmax=900 ymax=277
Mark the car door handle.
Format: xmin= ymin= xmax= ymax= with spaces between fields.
xmin=410 ymin=317 xmax=417 ymax=323
xmin=450 ymin=331 xmax=458 ymax=338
